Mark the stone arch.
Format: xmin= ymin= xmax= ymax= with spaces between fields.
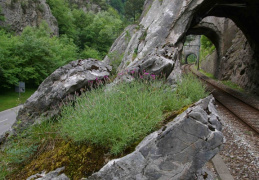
xmin=184 ymin=53 xmax=198 ymax=64
xmin=182 ymin=35 xmax=200 ymax=64
xmin=186 ymin=17 xmax=223 ymax=78
xmin=188 ymin=0 xmax=259 ymax=54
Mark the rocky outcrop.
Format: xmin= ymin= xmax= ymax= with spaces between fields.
xmin=0 ymin=0 xmax=58 ymax=35
xmin=85 ymin=95 xmax=223 ymax=180
xmin=14 ymin=59 xmax=111 ymax=132
xmin=104 ymin=0 xmax=259 ymax=94
xmin=220 ymin=29 xmax=259 ymax=94
xmin=198 ymin=17 xmax=259 ymax=94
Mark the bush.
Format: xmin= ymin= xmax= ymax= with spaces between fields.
xmin=0 ymin=22 xmax=78 ymax=88
xmin=200 ymin=35 xmax=215 ymax=60
xmin=59 ymin=73 xmax=208 ymax=154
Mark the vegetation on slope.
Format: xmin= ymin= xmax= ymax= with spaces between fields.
xmin=200 ymin=35 xmax=215 ymax=61
xmin=0 ymin=22 xmax=78 ymax=89
xmin=0 ymin=74 xmax=208 ymax=179
xmin=0 ymin=1 xmax=124 ymax=90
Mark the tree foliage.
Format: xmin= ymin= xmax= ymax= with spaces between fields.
xmin=0 ymin=0 xmax=125 ymax=89
xmin=0 ymin=5 xmax=4 ymax=22
xmin=124 ymin=0 xmax=145 ymax=22
xmin=0 ymin=22 xmax=78 ymax=89
xmin=200 ymin=35 xmax=215 ymax=60
xmin=110 ymin=0 xmax=125 ymax=14
xmin=47 ymin=0 xmax=123 ymax=57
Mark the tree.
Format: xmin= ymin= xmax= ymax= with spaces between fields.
xmin=0 ymin=5 xmax=4 ymax=22
xmin=110 ymin=0 xmax=124 ymax=14
xmin=124 ymin=0 xmax=144 ymax=22
xmin=0 ymin=22 xmax=78 ymax=89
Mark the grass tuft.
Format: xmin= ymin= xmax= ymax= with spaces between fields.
xmin=59 ymin=74 xmax=208 ymax=155
xmin=0 ymin=73 xmax=208 ymax=179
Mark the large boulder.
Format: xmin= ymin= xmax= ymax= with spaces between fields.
xmin=85 ymin=95 xmax=223 ymax=180
xmin=14 ymin=59 xmax=111 ymax=132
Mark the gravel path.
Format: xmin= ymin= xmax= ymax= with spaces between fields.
xmin=217 ymin=103 xmax=259 ymax=180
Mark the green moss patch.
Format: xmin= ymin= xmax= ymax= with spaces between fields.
xmin=7 ymin=140 xmax=108 ymax=179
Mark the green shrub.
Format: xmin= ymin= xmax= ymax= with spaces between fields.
xmin=200 ymin=35 xmax=215 ymax=60
xmin=0 ymin=22 xmax=78 ymax=88
xmin=80 ymin=46 xmax=102 ymax=60
xmin=59 ymin=73 xmax=208 ymax=154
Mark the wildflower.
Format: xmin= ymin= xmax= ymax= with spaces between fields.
xmin=144 ymin=72 xmax=149 ymax=75
xmin=131 ymin=70 xmax=135 ymax=74
xmin=151 ymin=74 xmax=156 ymax=80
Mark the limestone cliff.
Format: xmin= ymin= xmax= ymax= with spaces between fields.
xmin=0 ymin=0 xmax=58 ymax=35
xmin=105 ymin=0 xmax=258 ymax=94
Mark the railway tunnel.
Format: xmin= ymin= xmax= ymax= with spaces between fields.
xmin=177 ymin=0 xmax=259 ymax=94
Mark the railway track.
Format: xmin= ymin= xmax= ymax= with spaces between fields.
xmin=182 ymin=64 xmax=259 ymax=135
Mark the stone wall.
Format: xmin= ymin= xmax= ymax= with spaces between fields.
xmin=201 ymin=50 xmax=218 ymax=75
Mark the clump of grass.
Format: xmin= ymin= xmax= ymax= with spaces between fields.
xmin=59 ymin=73 xmax=208 ymax=155
xmin=198 ymin=68 xmax=215 ymax=79
xmin=222 ymin=80 xmax=244 ymax=92
xmin=0 ymin=73 xmax=208 ymax=179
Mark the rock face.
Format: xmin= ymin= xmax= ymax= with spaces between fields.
xmin=14 ymin=59 xmax=111 ymax=131
xmin=104 ymin=0 xmax=259 ymax=94
xmin=85 ymin=95 xmax=223 ymax=180
xmin=198 ymin=17 xmax=259 ymax=94
xmin=220 ymin=29 xmax=259 ymax=94
xmin=0 ymin=0 xmax=58 ymax=35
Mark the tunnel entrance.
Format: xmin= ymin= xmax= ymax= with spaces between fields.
xmin=185 ymin=54 xmax=197 ymax=64
xmin=179 ymin=0 xmax=259 ymax=94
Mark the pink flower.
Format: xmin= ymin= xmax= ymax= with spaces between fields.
xmin=151 ymin=74 xmax=156 ymax=80
xmin=144 ymin=72 xmax=149 ymax=75
xmin=131 ymin=70 xmax=135 ymax=74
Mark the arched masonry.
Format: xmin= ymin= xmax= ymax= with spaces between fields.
xmin=183 ymin=35 xmax=200 ymax=64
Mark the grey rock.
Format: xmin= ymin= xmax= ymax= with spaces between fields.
xmin=0 ymin=0 xmax=58 ymax=35
xmin=127 ymin=53 xmax=175 ymax=78
xmin=103 ymin=25 xmax=137 ymax=66
xmin=14 ymin=59 xmax=111 ymax=132
xmin=27 ymin=167 xmax=69 ymax=180
xmin=85 ymin=95 xmax=223 ymax=180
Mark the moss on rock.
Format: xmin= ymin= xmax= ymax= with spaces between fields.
xmin=8 ymin=140 xmax=108 ymax=179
